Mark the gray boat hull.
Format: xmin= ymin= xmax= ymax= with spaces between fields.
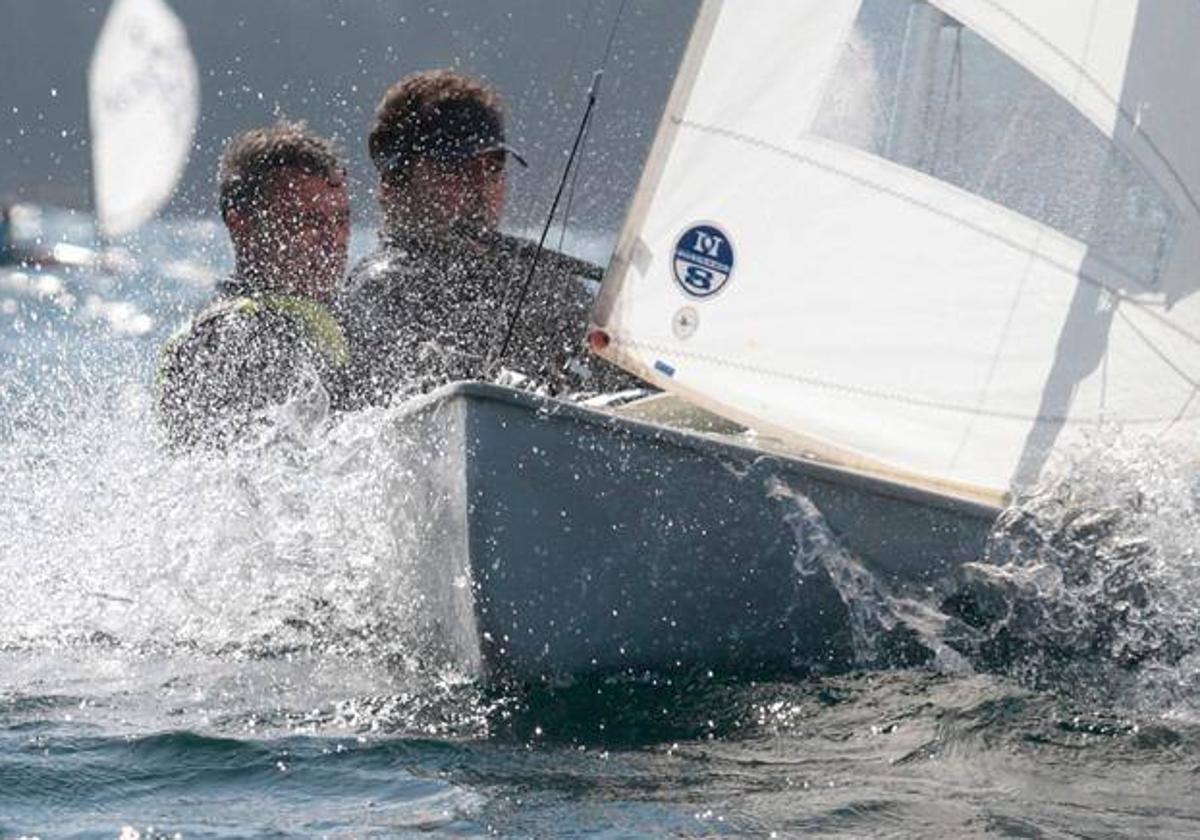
xmin=386 ymin=382 xmax=999 ymax=682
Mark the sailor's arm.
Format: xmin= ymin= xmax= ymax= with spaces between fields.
xmin=155 ymin=304 xmax=341 ymax=449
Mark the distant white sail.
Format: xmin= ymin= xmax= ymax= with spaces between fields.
xmin=592 ymin=0 xmax=1200 ymax=500
xmin=89 ymin=0 xmax=199 ymax=239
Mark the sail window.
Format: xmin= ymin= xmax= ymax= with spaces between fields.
xmin=811 ymin=0 xmax=1177 ymax=290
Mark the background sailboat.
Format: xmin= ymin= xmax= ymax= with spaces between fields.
xmin=88 ymin=0 xmax=199 ymax=242
xmin=0 ymin=0 xmax=197 ymax=273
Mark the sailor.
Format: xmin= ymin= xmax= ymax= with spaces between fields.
xmin=156 ymin=121 xmax=352 ymax=449
xmin=336 ymin=68 xmax=619 ymax=407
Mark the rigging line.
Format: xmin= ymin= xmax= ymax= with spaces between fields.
xmin=558 ymin=0 xmax=628 ymax=252
xmin=509 ymin=0 xmax=597 ymax=236
xmin=495 ymin=0 xmax=626 ymax=365
xmin=568 ymin=0 xmax=601 ymax=79
xmin=524 ymin=0 xmax=596 ymax=252
xmin=502 ymin=0 xmax=597 ymax=277
xmin=1114 ymin=305 xmax=1200 ymax=390
xmin=556 ymin=0 xmax=600 ymax=165
xmin=556 ymin=100 xmax=593 ymax=252
xmin=1113 ymin=304 xmax=1200 ymax=434
xmin=598 ymin=0 xmax=628 ymax=77
xmin=555 ymin=0 xmax=603 ymax=253
xmin=494 ymin=69 xmax=604 ymax=365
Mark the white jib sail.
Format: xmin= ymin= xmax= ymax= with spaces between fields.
xmin=89 ymin=0 xmax=199 ymax=239
xmin=591 ymin=0 xmax=1200 ymax=501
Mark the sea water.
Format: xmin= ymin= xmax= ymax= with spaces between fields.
xmin=3 ymin=214 xmax=1200 ymax=838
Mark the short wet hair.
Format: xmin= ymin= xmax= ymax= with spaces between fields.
xmin=368 ymin=69 xmax=508 ymax=185
xmin=218 ymin=121 xmax=344 ymax=218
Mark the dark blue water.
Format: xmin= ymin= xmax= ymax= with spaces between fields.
xmin=4 ymin=213 xmax=1200 ymax=838
xmin=6 ymin=670 xmax=1200 ymax=838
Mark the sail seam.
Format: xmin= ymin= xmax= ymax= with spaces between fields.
xmin=947 ymin=228 xmax=1043 ymax=468
xmin=1112 ymin=308 xmax=1200 ymax=435
xmin=1114 ymin=307 xmax=1200 ymax=390
xmin=676 ymin=117 xmax=1200 ymax=351
xmin=613 ymin=334 xmax=1192 ymax=427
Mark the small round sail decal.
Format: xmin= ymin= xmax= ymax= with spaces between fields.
xmin=672 ymin=223 xmax=734 ymax=299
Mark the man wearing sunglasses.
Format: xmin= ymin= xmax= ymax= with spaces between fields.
xmin=337 ymin=69 xmax=612 ymax=407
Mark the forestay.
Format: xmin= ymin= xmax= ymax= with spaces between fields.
xmin=89 ymin=0 xmax=199 ymax=239
xmin=591 ymin=0 xmax=1200 ymax=500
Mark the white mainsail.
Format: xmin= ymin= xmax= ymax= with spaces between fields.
xmin=89 ymin=0 xmax=199 ymax=239
xmin=591 ymin=0 xmax=1200 ymax=501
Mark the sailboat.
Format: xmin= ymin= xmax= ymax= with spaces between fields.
xmin=1 ymin=0 xmax=195 ymax=273
xmin=390 ymin=0 xmax=1200 ymax=681
xmin=84 ymin=0 xmax=198 ymax=264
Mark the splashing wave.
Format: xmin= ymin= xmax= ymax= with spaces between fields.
xmin=943 ymin=430 xmax=1200 ymax=716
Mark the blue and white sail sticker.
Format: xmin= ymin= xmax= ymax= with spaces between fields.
xmin=673 ymin=223 xmax=734 ymax=299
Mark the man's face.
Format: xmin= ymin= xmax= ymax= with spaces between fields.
xmin=236 ymin=169 xmax=350 ymax=301
xmin=469 ymin=151 xmax=507 ymax=229
xmin=403 ymin=152 xmax=505 ymax=234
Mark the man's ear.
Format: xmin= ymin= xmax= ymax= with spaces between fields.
xmin=224 ymin=206 xmax=247 ymax=238
xmin=379 ymin=174 xmax=401 ymax=206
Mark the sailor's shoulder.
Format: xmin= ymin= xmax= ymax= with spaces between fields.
xmin=346 ymin=245 xmax=423 ymax=288
xmin=171 ymin=292 xmax=334 ymax=357
xmin=259 ymin=293 xmax=349 ymax=365
xmin=196 ymin=294 xmax=261 ymax=325
xmin=155 ymin=295 xmax=256 ymax=389
xmin=176 ymin=295 xmax=282 ymax=349
xmin=338 ymin=246 xmax=431 ymax=322
xmin=488 ymin=231 xmax=603 ymax=277
xmin=159 ymin=294 xmax=248 ymax=352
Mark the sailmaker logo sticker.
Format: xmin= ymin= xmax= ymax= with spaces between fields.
xmin=672 ymin=223 xmax=734 ymax=299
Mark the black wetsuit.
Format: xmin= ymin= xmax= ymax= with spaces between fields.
xmin=156 ymin=278 xmax=350 ymax=449
xmin=335 ymin=226 xmax=629 ymax=407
